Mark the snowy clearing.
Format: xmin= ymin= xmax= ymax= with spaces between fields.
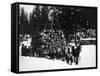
xmin=19 ymin=45 xmax=96 ymax=71
xmin=80 ymin=38 xmax=96 ymax=40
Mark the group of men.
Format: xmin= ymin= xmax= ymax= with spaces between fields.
xmin=21 ymin=40 xmax=81 ymax=65
xmin=65 ymin=41 xmax=81 ymax=65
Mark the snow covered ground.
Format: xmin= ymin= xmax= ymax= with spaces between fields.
xmin=19 ymin=45 xmax=96 ymax=71
xmin=80 ymin=38 xmax=96 ymax=40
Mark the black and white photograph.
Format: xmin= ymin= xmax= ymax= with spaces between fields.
xmin=18 ymin=3 xmax=97 ymax=72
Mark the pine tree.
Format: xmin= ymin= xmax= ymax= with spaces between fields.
xmin=19 ymin=8 xmax=30 ymax=34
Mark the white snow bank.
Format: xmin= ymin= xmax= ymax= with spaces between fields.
xmin=80 ymin=38 xmax=96 ymax=40
xmin=19 ymin=45 xmax=96 ymax=71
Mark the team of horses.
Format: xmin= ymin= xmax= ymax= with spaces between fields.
xmin=21 ymin=40 xmax=81 ymax=65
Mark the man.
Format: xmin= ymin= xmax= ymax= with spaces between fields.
xmin=65 ymin=45 xmax=73 ymax=65
xmin=72 ymin=42 xmax=81 ymax=65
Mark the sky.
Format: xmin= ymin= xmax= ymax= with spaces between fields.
xmin=19 ymin=4 xmax=55 ymax=21
xmin=19 ymin=4 xmax=36 ymax=20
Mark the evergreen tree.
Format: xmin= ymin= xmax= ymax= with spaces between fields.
xmin=29 ymin=5 xmax=41 ymax=35
xmin=19 ymin=8 xmax=30 ymax=34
